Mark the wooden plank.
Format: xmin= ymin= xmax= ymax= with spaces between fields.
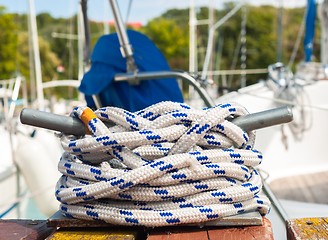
xmin=47 ymin=228 xmax=138 ymax=240
xmin=47 ymin=211 xmax=115 ymax=228
xmin=207 ymin=217 xmax=273 ymax=240
xmin=0 ymin=216 xmax=272 ymax=240
xmin=47 ymin=211 xmax=271 ymax=240
xmin=147 ymin=228 xmax=209 ymax=240
xmin=147 ymin=217 xmax=273 ymax=240
xmin=0 ymin=219 xmax=55 ymax=240
xmin=286 ymin=217 xmax=328 ymax=240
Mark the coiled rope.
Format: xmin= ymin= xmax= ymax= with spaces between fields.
xmin=55 ymin=101 xmax=270 ymax=227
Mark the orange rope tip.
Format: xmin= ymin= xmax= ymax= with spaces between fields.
xmin=80 ymin=108 xmax=97 ymax=134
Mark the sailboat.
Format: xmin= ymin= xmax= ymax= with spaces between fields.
xmin=216 ymin=0 xmax=328 ymax=194
xmin=0 ymin=0 xmax=84 ymax=219
xmin=211 ymin=0 xmax=328 ymax=237
xmin=0 ymin=75 xmax=62 ymax=219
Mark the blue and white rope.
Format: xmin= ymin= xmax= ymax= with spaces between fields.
xmin=56 ymin=101 xmax=270 ymax=227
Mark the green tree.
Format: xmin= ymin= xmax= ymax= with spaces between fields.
xmin=15 ymin=32 xmax=30 ymax=80
xmin=1 ymin=3 xmax=317 ymax=99
xmin=142 ymin=17 xmax=189 ymax=70
xmin=38 ymin=35 xmax=61 ymax=82
xmin=16 ymin=32 xmax=61 ymax=98
xmin=160 ymin=7 xmax=213 ymax=70
xmin=0 ymin=7 xmax=18 ymax=79
xmin=152 ymin=4 xmax=312 ymax=88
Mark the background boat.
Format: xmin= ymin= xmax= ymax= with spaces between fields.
xmin=212 ymin=0 xmax=328 ymax=206
xmin=194 ymin=1 xmax=328 ymax=237
xmin=0 ymin=0 xmax=84 ymax=219
xmin=0 ymin=76 xmax=63 ymax=219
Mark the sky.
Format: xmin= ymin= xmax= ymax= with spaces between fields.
xmin=0 ymin=0 xmax=307 ymax=25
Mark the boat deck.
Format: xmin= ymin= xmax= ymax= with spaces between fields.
xmin=269 ymin=171 xmax=328 ymax=204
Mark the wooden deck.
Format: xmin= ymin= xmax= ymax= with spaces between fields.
xmin=0 ymin=217 xmax=274 ymax=240
xmin=269 ymin=171 xmax=328 ymax=204
xmin=287 ymin=217 xmax=328 ymax=240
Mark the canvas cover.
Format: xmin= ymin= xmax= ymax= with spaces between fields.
xmin=79 ymin=30 xmax=183 ymax=111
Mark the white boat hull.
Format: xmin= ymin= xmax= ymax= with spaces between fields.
xmin=217 ymin=80 xmax=328 ymax=182
xmin=0 ymin=124 xmax=62 ymax=219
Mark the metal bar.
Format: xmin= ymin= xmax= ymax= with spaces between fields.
xmin=115 ymin=71 xmax=216 ymax=107
xmin=108 ymin=0 xmax=133 ymax=58
xmin=108 ymin=0 xmax=137 ymax=73
xmin=232 ymin=106 xmax=292 ymax=132
xmin=80 ymin=0 xmax=91 ymax=68
xmin=20 ymin=108 xmax=86 ymax=136
xmin=20 ymin=106 xmax=293 ymax=136
xmin=42 ymin=80 xmax=80 ymax=89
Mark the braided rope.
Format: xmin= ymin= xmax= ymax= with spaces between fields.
xmin=56 ymin=101 xmax=270 ymax=227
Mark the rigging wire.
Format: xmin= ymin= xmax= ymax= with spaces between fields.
xmin=125 ymin=0 xmax=133 ymax=26
xmin=228 ymin=32 xmax=242 ymax=86
xmin=237 ymin=82 xmax=328 ymax=112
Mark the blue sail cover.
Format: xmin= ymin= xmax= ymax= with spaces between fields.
xmin=304 ymin=0 xmax=317 ymax=62
xmin=79 ymin=30 xmax=183 ymax=112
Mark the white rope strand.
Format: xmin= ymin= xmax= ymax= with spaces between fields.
xmin=55 ymin=101 xmax=270 ymax=226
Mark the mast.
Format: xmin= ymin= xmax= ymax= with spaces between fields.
xmin=276 ymin=0 xmax=283 ymax=62
xmin=77 ymin=4 xmax=85 ymax=80
xmin=28 ymin=0 xmax=44 ymax=110
xmin=304 ymin=0 xmax=317 ymax=62
xmin=240 ymin=5 xmax=247 ymax=88
xmin=319 ymin=0 xmax=328 ymax=64
xmin=201 ymin=2 xmax=243 ymax=80
xmin=189 ymin=0 xmax=197 ymax=73
xmin=208 ymin=0 xmax=215 ymax=81
xmin=80 ymin=0 xmax=91 ymax=72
